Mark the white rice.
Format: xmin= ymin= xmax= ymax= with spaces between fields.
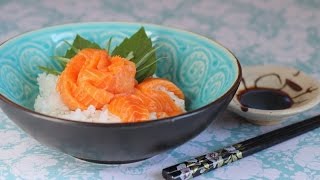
xmin=34 ymin=73 xmax=186 ymax=123
xmin=159 ymin=86 xmax=186 ymax=113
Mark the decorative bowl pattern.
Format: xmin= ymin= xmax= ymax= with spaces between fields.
xmin=0 ymin=22 xmax=241 ymax=163
xmin=0 ymin=23 xmax=238 ymax=111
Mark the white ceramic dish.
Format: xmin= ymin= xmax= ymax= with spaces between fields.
xmin=228 ymin=65 xmax=320 ymax=125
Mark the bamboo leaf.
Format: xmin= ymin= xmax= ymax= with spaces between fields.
xmin=38 ymin=66 xmax=61 ymax=75
xmin=135 ymin=46 xmax=161 ymax=68
xmin=125 ymin=51 xmax=134 ymax=60
xmin=64 ymin=40 xmax=80 ymax=54
xmin=53 ymin=56 xmax=70 ymax=63
xmin=106 ymin=37 xmax=113 ymax=53
xmin=112 ymin=27 xmax=157 ymax=82
xmin=64 ymin=35 xmax=101 ymax=59
xmin=136 ymin=56 xmax=166 ymax=73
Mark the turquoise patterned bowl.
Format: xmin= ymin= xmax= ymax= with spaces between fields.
xmin=0 ymin=22 xmax=241 ymax=163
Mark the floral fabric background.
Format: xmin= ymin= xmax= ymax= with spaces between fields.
xmin=0 ymin=0 xmax=320 ymax=179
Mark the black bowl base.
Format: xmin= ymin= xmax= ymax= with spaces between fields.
xmin=74 ymin=156 xmax=150 ymax=164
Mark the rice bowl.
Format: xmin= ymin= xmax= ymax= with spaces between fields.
xmin=0 ymin=22 xmax=241 ymax=163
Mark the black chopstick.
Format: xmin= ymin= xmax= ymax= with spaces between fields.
xmin=162 ymin=115 xmax=320 ymax=180
xmin=165 ymin=115 xmax=316 ymax=174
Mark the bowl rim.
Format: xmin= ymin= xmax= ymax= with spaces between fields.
xmin=228 ymin=64 xmax=320 ymax=117
xmin=0 ymin=22 xmax=242 ymax=127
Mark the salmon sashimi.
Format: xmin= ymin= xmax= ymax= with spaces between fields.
xmin=108 ymin=94 xmax=150 ymax=123
xmin=57 ymin=48 xmax=136 ymax=110
xmin=136 ymin=78 xmax=184 ymax=117
xmin=109 ymin=78 xmax=185 ymax=122
xmin=57 ymin=48 xmax=185 ymax=122
xmin=137 ymin=78 xmax=184 ymax=99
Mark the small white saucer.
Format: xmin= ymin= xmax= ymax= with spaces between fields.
xmin=228 ymin=65 xmax=320 ymax=125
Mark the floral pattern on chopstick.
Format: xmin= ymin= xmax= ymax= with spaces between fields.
xmin=163 ymin=144 xmax=243 ymax=180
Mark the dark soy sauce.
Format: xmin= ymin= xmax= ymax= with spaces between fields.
xmin=237 ymin=87 xmax=294 ymax=110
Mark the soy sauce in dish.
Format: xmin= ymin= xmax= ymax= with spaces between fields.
xmin=237 ymin=87 xmax=294 ymax=110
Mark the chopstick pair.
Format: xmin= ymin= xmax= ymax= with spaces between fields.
xmin=162 ymin=115 xmax=320 ymax=180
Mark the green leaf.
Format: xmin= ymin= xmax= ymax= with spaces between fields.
xmin=53 ymin=56 xmax=69 ymax=63
xmin=38 ymin=66 xmax=61 ymax=75
xmin=64 ymin=35 xmax=101 ymax=58
xmin=125 ymin=51 xmax=134 ymax=60
xmin=137 ymin=56 xmax=166 ymax=73
xmin=112 ymin=27 xmax=157 ymax=82
xmin=135 ymin=46 xmax=161 ymax=68
xmin=105 ymin=37 xmax=113 ymax=53
xmin=64 ymin=40 xmax=80 ymax=54
xmin=52 ymin=56 xmax=70 ymax=68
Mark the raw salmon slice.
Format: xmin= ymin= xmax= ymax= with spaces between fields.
xmin=57 ymin=48 xmax=185 ymax=122
xmin=57 ymin=48 xmax=136 ymax=110
xmin=137 ymin=78 xmax=184 ymax=117
xmin=109 ymin=78 xmax=185 ymax=122
xmin=109 ymin=94 xmax=150 ymax=123
xmin=137 ymin=78 xmax=184 ymax=99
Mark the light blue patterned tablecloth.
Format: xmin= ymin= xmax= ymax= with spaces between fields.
xmin=0 ymin=0 xmax=320 ymax=179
